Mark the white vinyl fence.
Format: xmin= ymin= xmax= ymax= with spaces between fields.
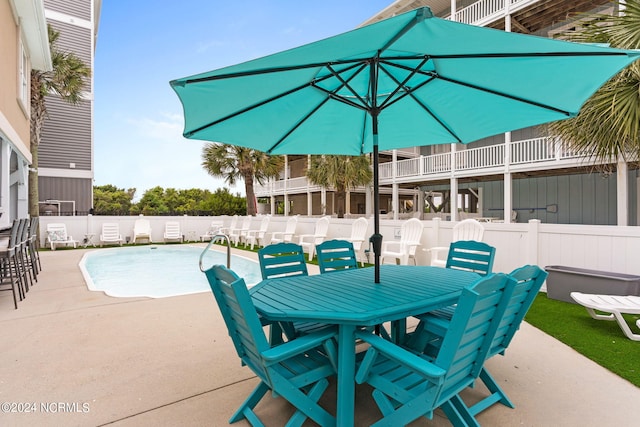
xmin=38 ymin=215 xmax=640 ymax=277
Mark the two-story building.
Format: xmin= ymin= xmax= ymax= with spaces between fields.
xmin=1 ymin=0 xmax=52 ymax=226
xmin=255 ymin=0 xmax=635 ymax=226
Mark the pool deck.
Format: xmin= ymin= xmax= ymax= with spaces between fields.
xmin=0 ymin=245 xmax=638 ymax=426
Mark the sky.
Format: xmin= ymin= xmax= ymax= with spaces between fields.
xmin=94 ymin=0 xmax=392 ymax=199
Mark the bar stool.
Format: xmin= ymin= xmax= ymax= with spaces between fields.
xmin=0 ymin=220 xmax=23 ymax=309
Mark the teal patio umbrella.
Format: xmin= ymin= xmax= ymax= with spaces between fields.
xmin=171 ymin=7 xmax=639 ymax=282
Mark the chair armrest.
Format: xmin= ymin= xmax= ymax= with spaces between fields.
xmin=355 ymin=331 xmax=446 ymax=383
xmin=262 ymin=327 xmax=338 ymax=363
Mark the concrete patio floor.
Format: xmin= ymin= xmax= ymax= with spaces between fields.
xmin=0 ymin=245 xmax=638 ymax=427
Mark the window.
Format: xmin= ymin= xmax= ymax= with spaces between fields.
xmin=18 ymin=38 xmax=29 ymax=110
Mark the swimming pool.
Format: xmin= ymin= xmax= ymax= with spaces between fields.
xmin=80 ymin=245 xmax=262 ymax=298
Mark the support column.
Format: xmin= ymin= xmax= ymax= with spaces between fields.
xmin=321 ymin=188 xmax=326 ymax=216
xmin=450 ymin=143 xmax=458 ymax=221
xmin=617 ymin=157 xmax=629 ymax=226
xmin=366 ymin=185 xmax=373 ymax=217
xmin=504 ymin=131 xmax=513 ymax=223
xmin=283 ymin=155 xmax=289 ymax=216
xmin=270 ymin=195 xmax=275 ymax=216
xmin=392 ymin=184 xmax=399 ymax=220
xmin=345 ymin=190 xmax=351 ymax=216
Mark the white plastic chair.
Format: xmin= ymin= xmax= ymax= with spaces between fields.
xmin=429 ymin=219 xmax=484 ymax=268
xmin=132 ymin=218 xmax=152 ymax=244
xmin=100 ymin=223 xmax=123 ymax=247
xmin=245 ymin=215 xmax=271 ymax=250
xmin=46 ymin=223 xmax=78 ymax=250
xmin=219 ymin=215 xmax=238 ymax=235
xmin=229 ymin=216 xmax=252 ymax=246
xmin=270 ymin=215 xmax=298 ymax=244
xmin=163 ymin=221 xmax=183 ymax=243
xmin=337 ymin=217 xmax=368 ymax=265
xmin=298 ymin=216 xmax=330 ymax=260
xmin=380 ymin=218 xmax=423 ymax=265
xmin=200 ymin=220 xmax=224 ymax=242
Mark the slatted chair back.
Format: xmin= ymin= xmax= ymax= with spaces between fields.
xmin=355 ymin=273 xmax=516 ymax=426
xmin=463 ymin=264 xmax=549 ymax=416
xmin=348 ymin=217 xmax=368 ymax=251
xmin=258 ymin=242 xmax=308 ymax=279
xmin=203 ymin=264 xmax=337 ymax=426
xmin=452 ymin=218 xmax=484 ymax=241
xmin=446 ymin=240 xmax=495 ymax=275
xmin=316 ymin=239 xmax=358 ymax=274
xmin=490 ymin=265 xmax=547 ymax=356
xmin=204 ymin=265 xmax=270 ymax=377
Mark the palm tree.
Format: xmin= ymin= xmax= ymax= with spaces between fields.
xmin=306 ymin=155 xmax=372 ymax=218
xmin=202 ymin=144 xmax=283 ymax=215
xmin=29 ymin=25 xmax=91 ymax=216
xmin=548 ymin=1 xmax=640 ymax=163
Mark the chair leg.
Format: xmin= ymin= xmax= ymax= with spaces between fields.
xmin=441 ymin=394 xmax=480 ymax=427
xmin=468 ymin=367 xmax=515 ymax=416
xmin=229 ymin=381 xmax=270 ymax=424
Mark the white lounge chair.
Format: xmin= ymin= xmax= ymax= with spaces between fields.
xmin=45 ymin=223 xmax=78 ymax=250
xmin=380 ymin=218 xmax=423 ymax=265
xmin=132 ymin=218 xmax=152 ymax=244
xmin=163 ymin=221 xmax=183 ymax=243
xmin=429 ymin=218 xmax=484 ymax=267
xmin=269 ymin=215 xmax=298 ymax=244
xmin=570 ymin=292 xmax=640 ymax=341
xmin=245 ymin=215 xmax=270 ymax=250
xmin=298 ymin=216 xmax=330 ymax=260
xmin=100 ymin=223 xmax=124 ymax=247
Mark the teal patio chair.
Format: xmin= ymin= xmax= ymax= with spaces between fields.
xmin=203 ymin=264 xmax=338 ymax=427
xmin=355 ymin=273 xmax=516 ymax=426
xmin=258 ymin=242 xmax=308 ymax=279
xmin=446 ymin=239 xmax=496 ymax=275
xmin=410 ymin=265 xmax=547 ymax=416
xmin=316 ymin=239 xmax=358 ymax=274
xmin=258 ymin=243 xmax=330 ymax=340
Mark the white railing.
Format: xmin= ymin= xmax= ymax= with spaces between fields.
xmin=254 ymin=136 xmax=609 ymax=195
xmin=396 ymin=157 xmax=421 ymax=177
xmin=450 ymin=0 xmax=540 ymax=25
xmin=456 ymin=144 xmax=505 ymax=171
xmin=422 ymin=152 xmax=451 ymax=175
xmin=511 ymin=137 xmax=555 ymax=164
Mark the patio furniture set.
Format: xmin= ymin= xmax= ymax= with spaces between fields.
xmin=0 ymin=217 xmax=42 ymax=309
xmin=201 ymin=225 xmax=551 ymax=425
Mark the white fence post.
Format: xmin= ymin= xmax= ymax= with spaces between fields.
xmin=528 ymin=219 xmax=540 ymax=265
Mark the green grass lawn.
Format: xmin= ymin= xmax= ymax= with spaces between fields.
xmin=525 ymin=293 xmax=640 ymax=387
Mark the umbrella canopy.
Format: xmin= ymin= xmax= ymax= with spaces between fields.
xmin=171 ymin=7 xmax=639 ymax=282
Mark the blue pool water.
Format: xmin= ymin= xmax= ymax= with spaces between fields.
xmin=80 ymin=245 xmax=262 ymax=298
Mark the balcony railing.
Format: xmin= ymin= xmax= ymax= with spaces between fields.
xmin=254 ymin=136 xmax=602 ymax=196
xmin=450 ymin=0 xmax=539 ymax=25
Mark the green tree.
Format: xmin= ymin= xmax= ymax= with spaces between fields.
xmin=29 ymin=25 xmax=91 ymax=216
xmin=306 ymin=155 xmax=372 ymax=218
xmin=548 ymin=1 xmax=640 ymax=162
xmin=135 ymin=186 xmax=170 ymax=215
xmin=202 ymin=144 xmax=283 ymax=215
xmin=93 ymin=185 xmax=135 ymax=215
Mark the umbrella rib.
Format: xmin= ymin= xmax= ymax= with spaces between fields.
xmin=184 ymin=63 xmax=365 ymax=137
xmin=268 ymin=67 xmax=367 ymax=152
xmin=325 ymin=63 xmax=370 ymax=109
xmin=266 ymin=97 xmax=331 ymax=153
xmin=377 ymin=57 xmax=430 ymax=110
xmin=435 ymin=74 xmax=572 ymax=116
xmin=380 ymin=70 xmax=463 ymax=143
xmin=177 ymin=58 xmax=371 ymax=85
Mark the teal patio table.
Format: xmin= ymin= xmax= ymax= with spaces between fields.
xmin=250 ymin=264 xmax=481 ymax=426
